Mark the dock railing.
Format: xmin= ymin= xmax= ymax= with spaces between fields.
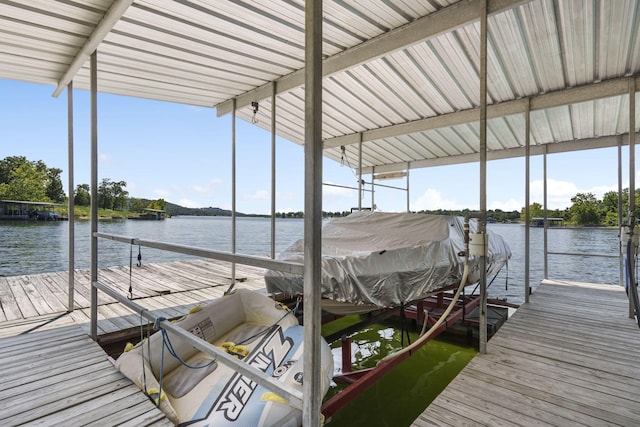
xmin=90 ymin=231 xmax=305 ymax=410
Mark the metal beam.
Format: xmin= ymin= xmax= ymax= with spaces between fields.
xmin=271 ymin=83 xmax=277 ymax=259
xmin=478 ymin=0 xmax=488 ymax=355
xmin=325 ymin=76 xmax=639 ymax=149
xmin=67 ymin=81 xmax=75 ymax=312
xmin=361 ymin=132 xmax=637 ymax=174
xmin=303 ymin=0 xmax=323 ymax=425
xmin=524 ymin=99 xmax=530 ymax=303
xmin=216 ymin=0 xmax=528 ymax=117
xmin=52 ymin=0 xmax=134 ymax=97
xmin=90 ymin=51 xmax=98 ymax=340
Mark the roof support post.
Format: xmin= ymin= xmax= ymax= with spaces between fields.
xmin=629 ymin=78 xmax=636 ymax=318
xmin=543 ymin=145 xmax=548 ymax=279
xmin=271 ymin=83 xmax=277 ymax=259
xmin=67 ymin=81 xmax=75 ymax=312
xmin=231 ymin=99 xmax=237 ymax=287
xmin=303 ymin=0 xmax=323 ymax=425
xmin=618 ymin=136 xmax=624 ymax=290
xmin=358 ymin=134 xmax=363 ymax=211
xmin=371 ymin=166 xmax=376 ymax=210
xmin=90 ymin=51 xmax=98 ymax=341
xmin=406 ymin=162 xmax=410 ymax=213
xmin=478 ymin=0 xmax=488 ymax=354
xmin=524 ymin=99 xmax=530 ymax=303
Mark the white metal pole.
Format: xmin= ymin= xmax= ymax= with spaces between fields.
xmin=406 ymin=162 xmax=410 ymax=212
xmin=271 ymin=83 xmax=277 ymax=259
xmin=303 ymin=0 xmax=323 ymax=425
xmin=629 ymin=78 xmax=636 ymax=318
xmin=67 ymin=81 xmax=75 ymax=312
xmin=90 ymin=51 xmax=98 ymax=340
xmin=358 ymin=134 xmax=363 ymax=211
xmin=525 ymin=99 xmax=530 ymax=303
xmin=543 ymin=145 xmax=548 ymax=279
xmin=618 ymin=136 xmax=624 ymax=289
xmin=231 ymin=99 xmax=236 ymax=285
xmin=478 ymin=0 xmax=488 ymax=354
xmin=371 ymin=166 xmax=375 ymax=210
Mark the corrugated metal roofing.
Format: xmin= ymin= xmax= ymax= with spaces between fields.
xmin=0 ymin=0 xmax=638 ymax=173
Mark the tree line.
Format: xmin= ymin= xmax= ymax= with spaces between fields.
xmin=2 ymin=156 xmax=638 ymax=226
xmin=520 ymin=190 xmax=640 ymax=226
xmin=0 ymin=156 xmax=165 ymax=212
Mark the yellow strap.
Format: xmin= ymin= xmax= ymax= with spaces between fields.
xmin=261 ymin=392 xmax=288 ymax=404
xmin=146 ymin=387 xmax=166 ymax=405
xmin=220 ymin=342 xmax=249 ymax=358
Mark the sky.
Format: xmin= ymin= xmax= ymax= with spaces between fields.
xmin=1 ymin=79 xmax=635 ymax=215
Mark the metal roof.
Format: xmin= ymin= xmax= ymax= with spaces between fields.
xmin=1 ymin=0 xmax=638 ymax=174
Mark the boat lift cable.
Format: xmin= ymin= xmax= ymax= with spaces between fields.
xmin=128 ymin=241 xmax=143 ymax=299
xmin=128 ymin=241 xmax=134 ymax=299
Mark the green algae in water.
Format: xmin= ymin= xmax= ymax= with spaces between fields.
xmin=322 ymin=317 xmax=476 ymax=427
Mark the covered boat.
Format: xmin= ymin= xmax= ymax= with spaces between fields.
xmin=265 ymin=211 xmax=511 ymax=312
xmin=115 ymin=289 xmax=333 ymax=426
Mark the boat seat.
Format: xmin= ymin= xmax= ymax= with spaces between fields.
xmin=147 ymin=292 xmax=246 ymax=378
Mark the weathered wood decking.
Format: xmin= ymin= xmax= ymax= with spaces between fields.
xmin=0 ymin=259 xmax=266 ymax=338
xmin=414 ymin=279 xmax=640 ymax=427
xmin=0 ymin=325 xmax=173 ymax=426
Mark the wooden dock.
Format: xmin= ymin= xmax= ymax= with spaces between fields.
xmin=0 ymin=325 xmax=173 ymax=426
xmin=0 ymin=259 xmax=268 ymax=426
xmin=0 ymin=259 xmax=266 ymax=338
xmin=413 ymin=279 xmax=640 ymax=427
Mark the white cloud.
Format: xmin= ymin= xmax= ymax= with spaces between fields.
xmin=413 ymin=188 xmax=466 ymax=211
xmin=490 ymin=198 xmax=523 ymax=211
xmin=530 ymin=180 xmax=619 ymax=209
xmin=244 ymin=190 xmax=270 ymax=200
xmin=277 ymin=191 xmax=296 ymax=201
xmin=178 ymin=198 xmax=200 ymax=208
xmin=153 ymin=188 xmax=172 ymax=199
xmin=193 ymin=178 xmax=222 ymax=193
xmin=99 ymin=153 xmax=113 ymax=163
xmin=530 ymin=179 xmax=577 ymax=209
xmin=587 ymin=184 xmax=617 ymax=199
xmin=323 ymin=183 xmax=357 ymax=198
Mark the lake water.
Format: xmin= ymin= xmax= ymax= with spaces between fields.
xmin=0 ymin=216 xmax=623 ymax=304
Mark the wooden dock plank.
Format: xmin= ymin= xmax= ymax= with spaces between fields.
xmin=413 ymin=280 xmax=640 ymax=427
xmin=0 ymin=325 xmax=169 ymax=426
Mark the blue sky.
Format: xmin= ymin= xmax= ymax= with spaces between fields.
xmin=1 ymin=79 xmax=632 ymax=214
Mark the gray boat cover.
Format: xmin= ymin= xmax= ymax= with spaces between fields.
xmin=264 ymin=211 xmax=511 ymax=309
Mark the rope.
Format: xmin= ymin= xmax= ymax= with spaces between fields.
xmin=154 ymin=317 xmax=217 ymax=370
